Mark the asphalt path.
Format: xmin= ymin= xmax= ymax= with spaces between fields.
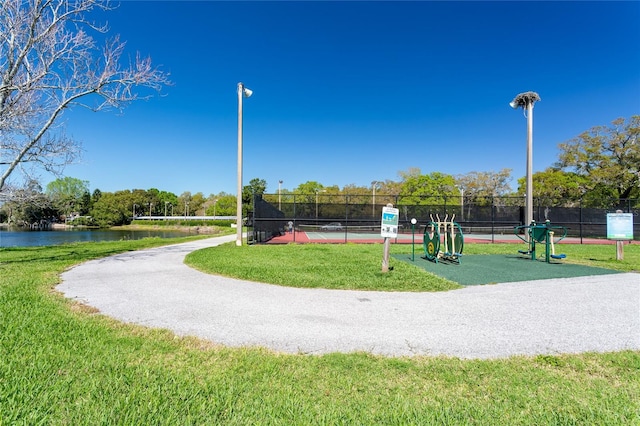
xmin=57 ymin=235 xmax=640 ymax=358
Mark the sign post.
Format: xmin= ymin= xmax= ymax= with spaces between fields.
xmin=381 ymin=204 xmax=399 ymax=273
xmin=410 ymin=218 xmax=417 ymax=261
xmin=606 ymin=211 xmax=634 ymax=261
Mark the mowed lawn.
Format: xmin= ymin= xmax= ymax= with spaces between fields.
xmin=1 ymin=238 xmax=639 ymax=424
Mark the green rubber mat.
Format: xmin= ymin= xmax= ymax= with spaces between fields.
xmin=392 ymin=254 xmax=620 ymax=286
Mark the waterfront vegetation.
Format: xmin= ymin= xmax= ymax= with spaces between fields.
xmin=129 ymin=219 xmax=237 ymax=229
xmin=1 ymin=238 xmax=639 ymax=424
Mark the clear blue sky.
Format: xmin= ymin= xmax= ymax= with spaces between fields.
xmin=58 ymin=0 xmax=640 ymax=196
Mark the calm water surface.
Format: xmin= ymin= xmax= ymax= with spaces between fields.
xmin=0 ymin=228 xmax=191 ymax=247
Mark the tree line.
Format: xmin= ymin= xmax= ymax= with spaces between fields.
xmin=278 ymin=116 xmax=639 ymax=209
xmin=1 ymin=116 xmax=639 ymax=227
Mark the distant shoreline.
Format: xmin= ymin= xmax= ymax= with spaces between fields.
xmin=112 ymin=224 xmax=231 ymax=235
xmin=1 ymin=223 xmax=230 ymax=236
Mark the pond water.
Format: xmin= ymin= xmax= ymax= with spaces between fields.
xmin=0 ymin=228 xmax=192 ymax=248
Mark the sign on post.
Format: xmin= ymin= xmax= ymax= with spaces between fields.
xmin=381 ymin=206 xmax=399 ymax=238
xmin=381 ymin=204 xmax=399 ymax=273
xmin=607 ymin=212 xmax=634 ymax=261
xmin=606 ymin=212 xmax=634 ymax=240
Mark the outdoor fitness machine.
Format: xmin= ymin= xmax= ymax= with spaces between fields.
xmin=514 ymin=220 xmax=567 ymax=263
xmin=423 ymin=214 xmax=464 ymax=264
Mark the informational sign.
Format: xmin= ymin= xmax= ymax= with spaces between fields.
xmin=606 ymin=213 xmax=634 ymax=240
xmin=381 ymin=206 xmax=399 ymax=238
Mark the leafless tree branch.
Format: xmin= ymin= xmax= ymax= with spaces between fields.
xmin=0 ymin=0 xmax=171 ymax=192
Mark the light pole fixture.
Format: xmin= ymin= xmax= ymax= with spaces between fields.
xmin=236 ymin=82 xmax=253 ymax=246
xmin=510 ymin=91 xmax=540 ymax=233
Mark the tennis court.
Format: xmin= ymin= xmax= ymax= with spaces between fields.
xmin=307 ymin=230 xmax=420 ymax=242
xmin=270 ymin=229 xmax=424 ymax=244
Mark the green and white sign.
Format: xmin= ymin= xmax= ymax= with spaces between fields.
xmin=381 ymin=206 xmax=399 ymax=238
xmin=606 ymin=213 xmax=634 ymax=240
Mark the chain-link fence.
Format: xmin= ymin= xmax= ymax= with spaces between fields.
xmin=250 ymin=194 xmax=639 ymax=244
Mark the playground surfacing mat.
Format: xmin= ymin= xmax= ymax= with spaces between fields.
xmin=392 ymin=254 xmax=620 ymax=286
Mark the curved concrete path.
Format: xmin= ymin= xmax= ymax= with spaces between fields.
xmin=57 ymin=235 xmax=640 ymax=358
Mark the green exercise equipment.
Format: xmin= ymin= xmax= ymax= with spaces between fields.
xmin=514 ymin=220 xmax=567 ymax=263
xmin=423 ymin=214 xmax=464 ymax=264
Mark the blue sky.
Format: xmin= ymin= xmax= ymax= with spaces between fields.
xmin=58 ymin=1 xmax=640 ymax=196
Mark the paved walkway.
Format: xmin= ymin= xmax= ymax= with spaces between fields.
xmin=57 ymin=235 xmax=640 ymax=358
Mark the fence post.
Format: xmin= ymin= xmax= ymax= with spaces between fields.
xmin=491 ymin=196 xmax=495 ymax=243
xmin=293 ymin=194 xmax=297 ymax=243
xmin=344 ymin=195 xmax=349 ymax=243
xmin=579 ymin=198 xmax=583 ymax=244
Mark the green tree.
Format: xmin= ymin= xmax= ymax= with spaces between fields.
xmin=45 ymin=177 xmax=90 ymax=218
xmin=398 ymin=170 xmax=457 ymax=205
xmin=90 ymin=190 xmax=133 ymax=227
xmin=205 ymin=193 xmax=236 ymax=216
xmin=146 ymin=188 xmax=161 ymax=216
xmin=242 ymin=178 xmax=267 ymax=214
xmin=291 ymin=181 xmax=324 ymax=218
xmin=92 ymin=189 xmax=102 ymax=204
xmin=190 ymin=193 xmax=206 ymax=216
xmin=157 ymin=190 xmax=179 ymax=217
xmin=79 ymin=191 xmax=92 ymax=215
xmin=515 ymin=168 xmax=590 ymax=207
xmin=293 ymin=181 xmax=322 ymax=195
xmin=130 ymin=189 xmax=150 ymax=217
xmin=556 ymin=116 xmax=640 ymax=204
xmin=343 ymin=184 xmax=369 ymax=205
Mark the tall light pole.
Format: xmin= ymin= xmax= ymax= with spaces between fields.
xmin=371 ymin=181 xmax=381 ymax=218
xmin=315 ymin=189 xmax=326 ymax=220
xmin=236 ymin=82 xmax=253 ymax=246
xmin=278 ymin=180 xmax=283 ymax=210
xmin=456 ymin=185 xmax=465 ymax=221
xmin=510 ymin=91 xmax=540 ymax=232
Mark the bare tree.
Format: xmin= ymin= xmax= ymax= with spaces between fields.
xmin=0 ymin=0 xmax=170 ymax=192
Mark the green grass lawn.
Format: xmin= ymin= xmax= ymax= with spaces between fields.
xmin=1 ymin=238 xmax=639 ymax=424
xmin=185 ymin=241 xmax=639 ymax=291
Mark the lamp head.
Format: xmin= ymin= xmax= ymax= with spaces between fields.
xmin=509 ymin=92 xmax=540 ymax=110
xmin=243 ymin=87 xmax=253 ymax=98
